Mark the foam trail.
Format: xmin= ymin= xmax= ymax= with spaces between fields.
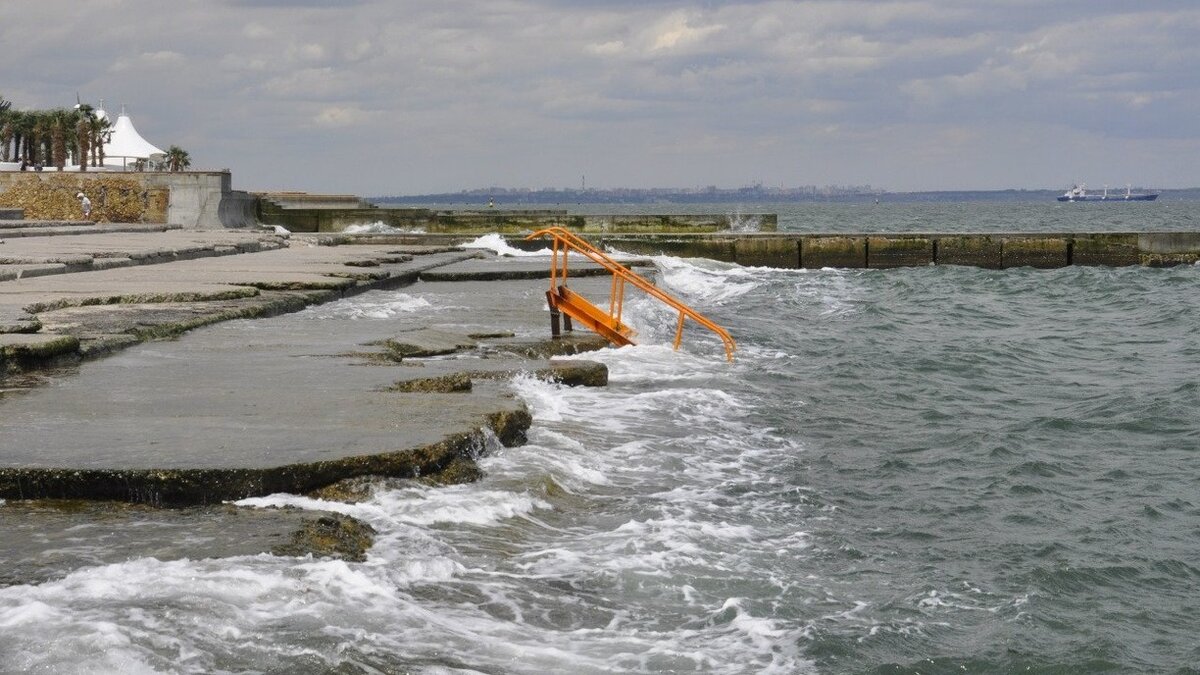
xmin=343 ymin=221 xmax=425 ymax=234
xmin=459 ymin=233 xmax=550 ymax=257
xmin=297 ymin=291 xmax=433 ymax=320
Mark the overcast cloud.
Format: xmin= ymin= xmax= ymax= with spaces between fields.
xmin=2 ymin=0 xmax=1197 ymax=193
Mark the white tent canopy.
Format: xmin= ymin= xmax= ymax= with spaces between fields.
xmin=100 ymin=107 xmax=165 ymax=168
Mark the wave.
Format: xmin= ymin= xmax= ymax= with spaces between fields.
xmin=343 ymin=221 xmax=425 ymax=234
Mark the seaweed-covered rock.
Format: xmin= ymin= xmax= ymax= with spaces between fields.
xmin=271 ymin=513 xmax=376 ymax=562
xmin=305 ymin=475 xmax=383 ymax=503
xmin=389 ymin=372 xmax=472 ymax=393
xmin=418 ymin=456 xmax=484 ymax=486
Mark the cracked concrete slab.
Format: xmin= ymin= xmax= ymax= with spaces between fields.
xmin=0 ymin=226 xmax=619 ymax=504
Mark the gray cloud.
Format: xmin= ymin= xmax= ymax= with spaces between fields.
xmin=1 ymin=0 xmax=1196 ymax=193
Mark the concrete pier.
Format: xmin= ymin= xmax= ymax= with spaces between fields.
xmin=553 ymin=232 xmax=1200 ymax=269
xmin=257 ymin=197 xmax=780 ymax=234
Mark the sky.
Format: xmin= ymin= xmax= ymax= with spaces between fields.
xmin=2 ymin=0 xmax=1198 ymax=194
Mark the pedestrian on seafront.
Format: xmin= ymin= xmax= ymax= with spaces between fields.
xmin=76 ymin=192 xmax=92 ymax=219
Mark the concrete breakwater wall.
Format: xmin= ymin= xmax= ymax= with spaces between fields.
xmin=256 ymin=196 xmax=778 ymax=234
xmin=583 ymin=232 xmax=1200 ymax=268
xmin=333 ymin=231 xmax=1200 ymax=269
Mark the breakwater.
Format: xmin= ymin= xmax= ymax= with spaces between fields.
xmin=578 ymin=232 xmax=1200 ymax=268
xmin=257 ymin=197 xmax=779 ymax=234
xmin=319 ymin=231 xmax=1200 ymax=269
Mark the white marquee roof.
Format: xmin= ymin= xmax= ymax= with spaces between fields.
xmin=101 ymin=109 xmax=165 ymax=165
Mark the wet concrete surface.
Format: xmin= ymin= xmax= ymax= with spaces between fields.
xmin=0 ymin=225 xmax=622 ymax=576
xmin=2 ymin=225 xmax=619 ymax=494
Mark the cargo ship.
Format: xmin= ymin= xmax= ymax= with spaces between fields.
xmin=1057 ymin=184 xmax=1158 ymax=202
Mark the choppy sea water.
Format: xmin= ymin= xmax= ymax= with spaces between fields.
xmin=2 ymin=202 xmax=1200 ymax=673
xmin=417 ymin=196 xmax=1200 ymax=234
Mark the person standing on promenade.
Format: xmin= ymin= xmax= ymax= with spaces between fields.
xmin=76 ymin=192 xmax=92 ymax=220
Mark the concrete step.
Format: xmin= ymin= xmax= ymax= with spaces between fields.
xmin=0 ymin=219 xmax=93 ymax=230
xmin=0 ymin=229 xmax=286 ymax=283
xmin=0 ymin=222 xmax=180 ymax=239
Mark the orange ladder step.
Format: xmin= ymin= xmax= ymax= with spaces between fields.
xmin=551 ymin=286 xmax=636 ymax=346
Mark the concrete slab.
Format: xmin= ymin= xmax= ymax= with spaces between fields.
xmin=0 ymin=232 xmax=619 ymax=503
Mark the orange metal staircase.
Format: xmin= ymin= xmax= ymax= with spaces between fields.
xmin=525 ymin=227 xmax=736 ymax=361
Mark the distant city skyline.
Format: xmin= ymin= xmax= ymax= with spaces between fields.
xmin=3 ymin=1 xmax=1198 ymax=194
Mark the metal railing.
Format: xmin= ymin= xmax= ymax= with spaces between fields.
xmin=526 ymin=227 xmax=736 ymax=361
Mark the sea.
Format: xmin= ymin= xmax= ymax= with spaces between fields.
xmin=2 ymin=199 xmax=1199 ymax=673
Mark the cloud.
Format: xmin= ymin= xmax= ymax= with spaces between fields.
xmin=312 ymin=105 xmax=374 ymax=128
xmin=110 ymin=51 xmax=187 ymax=72
xmin=3 ymin=0 xmax=1198 ymax=192
xmin=649 ymin=11 xmax=723 ymax=51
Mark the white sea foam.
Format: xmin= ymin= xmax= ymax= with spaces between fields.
xmin=372 ymin=485 xmax=550 ymax=527
xmin=298 ymin=291 xmax=433 ymax=320
xmin=653 ymin=255 xmax=761 ymax=304
xmin=238 ymin=484 xmax=549 ymax=529
xmin=458 ymin=233 xmax=550 ymax=257
xmin=343 ymin=221 xmax=425 ymax=234
xmin=1 ymin=253 xmax=823 ymax=673
xmin=728 ymin=210 xmax=764 ymax=232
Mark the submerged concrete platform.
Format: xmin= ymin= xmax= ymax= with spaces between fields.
xmin=0 ymin=226 xmax=615 ymax=505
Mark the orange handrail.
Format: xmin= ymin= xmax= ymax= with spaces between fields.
xmin=526 ymin=227 xmax=736 ymax=361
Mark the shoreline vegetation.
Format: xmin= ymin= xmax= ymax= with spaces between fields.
xmin=0 ymin=93 xmax=189 ymax=173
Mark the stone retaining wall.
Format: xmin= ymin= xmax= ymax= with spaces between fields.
xmin=575 ymin=232 xmax=1200 ymax=268
xmin=0 ymin=171 xmax=254 ymax=229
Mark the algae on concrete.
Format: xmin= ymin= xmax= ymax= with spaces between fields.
xmin=868 ymin=236 xmax=933 ymax=268
xmin=733 ymin=237 xmax=800 ymax=268
xmin=1001 ymin=236 xmax=1069 ymax=269
xmin=936 ymin=235 xmax=1003 ymax=269
xmin=802 ymin=236 xmax=867 ymax=269
xmin=1072 ymin=234 xmax=1139 ymax=266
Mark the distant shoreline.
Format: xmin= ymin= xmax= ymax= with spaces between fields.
xmin=372 ymin=187 xmax=1200 ymax=205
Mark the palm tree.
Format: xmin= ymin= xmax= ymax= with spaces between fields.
xmin=19 ymin=111 xmax=38 ymax=165
xmin=0 ymin=95 xmax=11 ymax=162
xmin=50 ymin=108 xmax=71 ymax=171
xmin=0 ymin=117 xmax=12 ymax=163
xmin=76 ymin=110 xmax=90 ymax=172
xmin=89 ymin=114 xmax=112 ymax=167
xmin=164 ymin=145 xmax=191 ymax=172
xmin=25 ymin=111 xmax=46 ymax=166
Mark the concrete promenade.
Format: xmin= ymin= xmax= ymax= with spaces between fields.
xmin=3 ymin=218 xmax=1197 ymax=573
xmin=5 ymin=220 xmax=1200 ymax=507
xmin=1 ymin=222 xmax=612 ymax=505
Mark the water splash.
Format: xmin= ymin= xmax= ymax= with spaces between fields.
xmin=459 ymin=233 xmax=551 ymax=257
xmin=343 ymin=221 xmax=425 ymax=234
xmin=727 ymin=209 xmax=762 ymax=232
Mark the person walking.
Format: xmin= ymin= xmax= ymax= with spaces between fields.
xmin=76 ymin=192 xmax=92 ymax=219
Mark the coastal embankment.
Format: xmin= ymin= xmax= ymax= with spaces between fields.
xmin=4 ymin=199 xmax=1200 ymax=573
xmin=328 ymin=230 xmax=1200 ymax=269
